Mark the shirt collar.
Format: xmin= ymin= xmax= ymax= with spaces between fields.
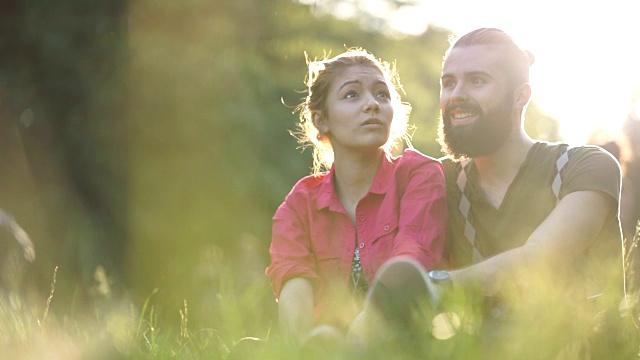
xmin=315 ymin=153 xmax=393 ymax=210
xmin=369 ymin=152 xmax=394 ymax=195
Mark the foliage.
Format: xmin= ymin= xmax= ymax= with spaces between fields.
xmin=0 ymin=0 xmax=579 ymax=358
xmin=122 ymin=0 xmax=561 ymax=314
xmin=0 ymin=0 xmax=562 ymax=311
xmin=122 ymin=0 xmax=456 ymax=315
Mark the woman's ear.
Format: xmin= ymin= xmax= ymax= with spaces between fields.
xmin=312 ymin=111 xmax=328 ymax=134
xmin=513 ymin=82 xmax=532 ymax=109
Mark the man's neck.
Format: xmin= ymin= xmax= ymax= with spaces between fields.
xmin=473 ymin=130 xmax=535 ymax=208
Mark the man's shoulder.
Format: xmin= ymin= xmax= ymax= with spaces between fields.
xmin=568 ymin=143 xmax=618 ymax=159
xmin=529 ymin=140 xmax=568 ymax=157
xmin=439 ymin=155 xmax=476 ymax=179
xmin=528 ymin=141 xmax=620 ymax=174
xmin=533 ymin=141 xmax=622 ymax=200
xmin=438 ymin=155 xmax=457 ymax=171
xmin=565 ymin=144 xmax=622 ymax=179
xmin=531 ymin=141 xmax=613 ymax=159
xmin=436 ymin=141 xmax=619 ymax=182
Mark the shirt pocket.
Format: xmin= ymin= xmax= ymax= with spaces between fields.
xmin=369 ymin=215 xmax=399 ymax=270
xmin=313 ymin=239 xmax=344 ymax=282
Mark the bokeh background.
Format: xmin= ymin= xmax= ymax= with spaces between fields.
xmin=1 ymin=0 xmax=639 ymax=332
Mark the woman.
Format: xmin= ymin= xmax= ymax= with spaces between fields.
xmin=266 ymin=49 xmax=447 ymax=345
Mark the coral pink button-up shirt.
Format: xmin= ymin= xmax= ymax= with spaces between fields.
xmin=266 ymin=149 xmax=447 ymax=307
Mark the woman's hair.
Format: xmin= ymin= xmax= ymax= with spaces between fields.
xmin=445 ymin=28 xmax=535 ymax=89
xmin=293 ymin=48 xmax=412 ymax=174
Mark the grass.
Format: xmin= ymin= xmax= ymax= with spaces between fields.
xmin=1 ymin=254 xmax=639 ymax=359
xmin=0 ymin=262 xmax=272 ymax=359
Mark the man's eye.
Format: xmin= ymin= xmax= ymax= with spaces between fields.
xmin=471 ymin=78 xmax=486 ymax=85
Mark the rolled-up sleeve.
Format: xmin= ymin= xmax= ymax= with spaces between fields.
xmin=391 ymin=153 xmax=448 ymax=270
xmin=266 ymin=191 xmax=320 ymax=299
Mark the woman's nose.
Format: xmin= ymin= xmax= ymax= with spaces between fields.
xmin=364 ymin=94 xmax=380 ymax=112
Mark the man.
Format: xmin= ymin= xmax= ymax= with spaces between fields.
xmin=349 ymin=28 xmax=629 ymax=358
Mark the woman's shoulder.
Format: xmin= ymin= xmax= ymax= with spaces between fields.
xmin=397 ymin=148 xmax=441 ymax=164
xmin=386 ymin=149 xmax=445 ymax=185
xmin=286 ymin=172 xmax=331 ymax=198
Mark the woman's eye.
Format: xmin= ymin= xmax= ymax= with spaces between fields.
xmin=377 ymin=90 xmax=391 ymax=99
xmin=345 ymin=91 xmax=357 ymax=99
xmin=442 ymin=79 xmax=456 ymax=89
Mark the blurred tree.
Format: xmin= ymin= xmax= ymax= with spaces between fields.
xmin=124 ymin=0 xmax=455 ymax=322
xmin=0 ymin=0 xmax=560 ymax=325
xmin=0 ymin=0 xmax=129 ymax=307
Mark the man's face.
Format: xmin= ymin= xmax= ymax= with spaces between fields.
xmin=438 ymin=45 xmax=516 ymax=160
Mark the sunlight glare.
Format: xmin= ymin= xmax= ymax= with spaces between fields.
xmin=360 ymin=0 xmax=394 ymax=18
xmin=389 ymin=5 xmax=428 ymax=35
xmin=431 ymin=312 xmax=461 ymax=340
xmin=333 ymin=2 xmax=357 ymax=20
xmin=390 ymin=0 xmax=640 ymax=143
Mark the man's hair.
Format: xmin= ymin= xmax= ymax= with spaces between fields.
xmin=445 ymin=28 xmax=535 ymax=88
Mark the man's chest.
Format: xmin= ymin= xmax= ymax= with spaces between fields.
xmin=447 ymin=170 xmax=557 ymax=256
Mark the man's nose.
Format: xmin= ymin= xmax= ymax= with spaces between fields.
xmin=449 ymin=83 xmax=468 ymax=103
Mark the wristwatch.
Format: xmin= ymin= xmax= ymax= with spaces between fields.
xmin=428 ymin=270 xmax=451 ymax=284
xmin=427 ymin=270 xmax=452 ymax=308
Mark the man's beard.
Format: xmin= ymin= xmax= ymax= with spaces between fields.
xmin=438 ymin=96 xmax=515 ymax=161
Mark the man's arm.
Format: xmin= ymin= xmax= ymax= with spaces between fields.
xmin=450 ymin=190 xmax=616 ymax=296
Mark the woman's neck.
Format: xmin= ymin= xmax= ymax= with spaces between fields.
xmin=333 ymin=149 xmax=384 ymax=222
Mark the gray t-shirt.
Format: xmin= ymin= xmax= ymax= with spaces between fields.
xmin=443 ymin=141 xmax=623 ymax=298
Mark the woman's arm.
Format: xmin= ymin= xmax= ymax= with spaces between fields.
xmin=279 ymin=277 xmax=315 ymax=344
xmin=392 ymin=156 xmax=448 ymax=269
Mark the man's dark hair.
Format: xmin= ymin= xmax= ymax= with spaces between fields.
xmin=446 ymin=28 xmax=535 ymax=88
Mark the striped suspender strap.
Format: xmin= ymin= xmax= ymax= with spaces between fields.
xmin=456 ymin=145 xmax=572 ymax=264
xmin=456 ymin=158 xmax=484 ymax=264
xmin=552 ymin=146 xmax=572 ymax=204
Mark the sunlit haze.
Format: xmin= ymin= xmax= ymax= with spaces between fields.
xmin=390 ymin=0 xmax=640 ymax=143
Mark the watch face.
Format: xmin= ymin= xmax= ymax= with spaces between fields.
xmin=429 ymin=270 xmax=450 ymax=282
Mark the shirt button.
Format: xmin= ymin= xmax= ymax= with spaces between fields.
xmin=359 ymin=243 xmax=365 ymax=249
xmin=384 ymin=224 xmax=390 ymax=231
xmin=359 ymin=216 xmax=365 ymax=222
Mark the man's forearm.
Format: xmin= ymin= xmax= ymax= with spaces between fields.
xmin=449 ymin=244 xmax=541 ymax=297
xmin=449 ymin=191 xmax=614 ymax=297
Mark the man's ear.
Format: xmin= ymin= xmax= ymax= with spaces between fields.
xmin=312 ymin=111 xmax=328 ymax=133
xmin=514 ymin=82 xmax=532 ymax=109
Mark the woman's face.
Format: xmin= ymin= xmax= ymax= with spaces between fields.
xmin=314 ymin=64 xmax=394 ymax=156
